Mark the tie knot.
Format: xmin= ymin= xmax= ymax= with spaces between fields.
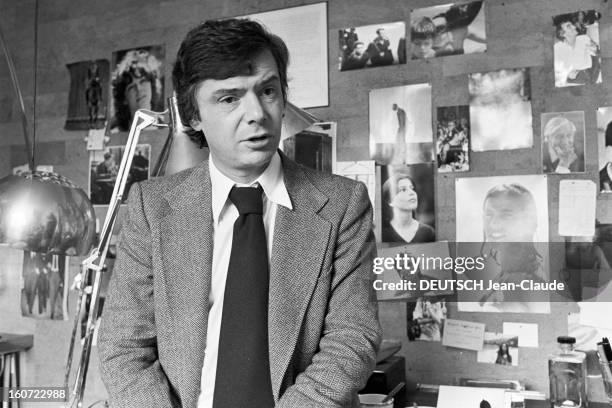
xmin=229 ymin=185 xmax=264 ymax=215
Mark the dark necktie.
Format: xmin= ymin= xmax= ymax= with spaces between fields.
xmin=212 ymin=185 xmax=274 ymax=408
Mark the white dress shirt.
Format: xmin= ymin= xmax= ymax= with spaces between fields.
xmin=197 ymin=152 xmax=292 ymax=408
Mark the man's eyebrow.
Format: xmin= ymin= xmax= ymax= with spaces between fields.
xmin=211 ymin=75 xmax=280 ymax=96
xmin=259 ymin=74 xmax=280 ymax=85
xmin=212 ymin=87 xmax=245 ymax=96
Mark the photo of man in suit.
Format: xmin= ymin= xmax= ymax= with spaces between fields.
xmin=98 ymin=18 xmax=381 ymax=408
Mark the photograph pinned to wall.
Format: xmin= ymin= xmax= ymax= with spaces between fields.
xmin=565 ymin=221 xmax=612 ymax=302
xmin=380 ymin=163 xmax=435 ymax=244
xmin=409 ymin=1 xmax=486 ymax=60
xmin=65 ymin=59 xmax=109 ymax=130
xmin=469 ymin=68 xmax=533 ymax=151
xmin=596 ymin=106 xmax=612 ymax=192
xmin=369 ymin=83 xmax=433 ymax=165
xmin=375 ymin=242 xmax=454 ymax=302
xmin=436 ymin=105 xmax=470 ymax=172
xmin=553 ymin=10 xmax=602 ymax=88
xmin=21 ymin=252 xmax=69 ymax=320
xmin=110 ymin=45 xmax=165 ymax=132
xmin=243 ymin=2 xmax=328 ymax=107
xmin=89 ymin=144 xmax=150 ymax=205
xmin=282 ymin=123 xmax=334 ymax=173
xmin=338 ymin=21 xmax=406 ymax=71
xmin=311 ymin=122 xmax=337 ymax=173
xmin=407 ymin=296 xmax=447 ymax=342
xmin=541 ymin=111 xmax=585 ymax=173
xmin=455 ymin=175 xmax=550 ymax=313
xmin=476 ymin=332 xmax=519 ymax=366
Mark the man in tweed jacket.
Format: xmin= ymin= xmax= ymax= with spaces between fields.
xmin=98 ymin=18 xmax=381 ymax=408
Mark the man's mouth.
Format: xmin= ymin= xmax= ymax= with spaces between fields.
xmin=245 ymin=134 xmax=270 ymax=142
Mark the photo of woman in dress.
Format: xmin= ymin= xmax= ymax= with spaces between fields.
xmin=381 ymin=164 xmax=435 ymax=243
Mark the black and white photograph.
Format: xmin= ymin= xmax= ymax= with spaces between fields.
xmin=436 ymin=105 xmax=470 ymax=172
xmin=369 ymin=83 xmax=433 ymax=165
xmin=21 ymin=252 xmax=68 ymax=320
xmin=376 ymin=242 xmax=454 ymax=301
xmin=597 ymin=106 xmax=612 ymax=192
xmin=455 ymin=175 xmax=550 ymax=313
xmin=565 ymin=222 xmax=612 ymax=301
xmin=410 ymin=1 xmax=486 ymax=60
xmin=553 ymin=10 xmax=602 ymax=88
xmin=380 ymin=163 xmax=435 ymax=244
xmin=89 ymin=144 xmax=150 ymax=205
xmin=476 ymin=332 xmax=519 ymax=366
xmin=65 ymin=59 xmax=109 ymax=130
xmin=110 ymin=45 xmax=165 ymax=132
xmin=469 ymin=68 xmax=533 ymax=151
xmin=407 ymin=297 xmax=447 ymax=342
xmin=541 ymin=111 xmax=585 ymax=174
xmin=338 ymin=21 xmax=406 ymax=71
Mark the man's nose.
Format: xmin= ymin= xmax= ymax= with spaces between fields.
xmin=243 ymin=92 xmax=265 ymax=124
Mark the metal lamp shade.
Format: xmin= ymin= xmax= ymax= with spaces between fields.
xmin=0 ymin=171 xmax=95 ymax=256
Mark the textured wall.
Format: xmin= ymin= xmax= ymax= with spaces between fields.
xmin=1 ymin=0 xmax=612 ymax=405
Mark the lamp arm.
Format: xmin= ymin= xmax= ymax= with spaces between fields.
xmin=65 ymin=110 xmax=157 ymax=408
xmin=0 ymin=24 xmax=34 ymax=171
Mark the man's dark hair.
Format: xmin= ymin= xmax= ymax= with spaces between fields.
xmin=172 ymin=18 xmax=290 ymax=147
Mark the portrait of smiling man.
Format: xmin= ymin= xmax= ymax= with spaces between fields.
xmin=98 ymin=18 xmax=381 ymax=408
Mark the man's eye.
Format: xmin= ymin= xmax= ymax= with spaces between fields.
xmin=219 ymin=96 xmax=238 ymax=104
xmin=263 ymin=87 xmax=278 ymax=97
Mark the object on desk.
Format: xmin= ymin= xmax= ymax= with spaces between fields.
xmin=597 ymin=358 xmax=612 ymax=403
xmin=361 ymin=356 xmax=407 ymax=408
xmin=459 ymin=379 xmax=522 ymax=390
xmin=382 ymin=381 xmax=405 ymax=403
xmin=597 ymin=337 xmax=612 ymax=403
xmin=436 ymin=385 xmax=512 ymax=408
xmin=359 ymin=393 xmax=393 ymax=407
xmin=549 ymin=336 xmax=587 ymax=408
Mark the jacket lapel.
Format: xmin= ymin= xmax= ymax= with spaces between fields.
xmin=160 ymin=162 xmax=213 ymax=406
xmin=268 ymin=155 xmax=331 ymax=398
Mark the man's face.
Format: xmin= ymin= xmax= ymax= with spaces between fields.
xmin=126 ymin=75 xmax=152 ymax=115
xmin=191 ymin=49 xmax=285 ymax=181
xmin=483 ymin=195 xmax=535 ymax=242
xmin=561 ymin=22 xmax=577 ymax=40
xmin=550 ymin=128 xmax=575 ymax=154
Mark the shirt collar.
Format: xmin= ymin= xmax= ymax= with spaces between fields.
xmin=209 ymin=152 xmax=292 ymax=223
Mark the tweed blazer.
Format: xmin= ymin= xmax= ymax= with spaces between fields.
xmin=98 ymin=153 xmax=382 ymax=408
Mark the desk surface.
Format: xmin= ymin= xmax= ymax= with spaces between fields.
xmin=0 ymin=333 xmax=33 ymax=354
xmin=408 ymin=390 xmax=609 ymax=408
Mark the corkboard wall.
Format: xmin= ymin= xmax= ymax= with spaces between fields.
xmin=1 ymin=0 xmax=612 ymax=403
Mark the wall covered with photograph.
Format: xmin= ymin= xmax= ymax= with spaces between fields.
xmin=1 ymin=0 xmax=612 ymax=404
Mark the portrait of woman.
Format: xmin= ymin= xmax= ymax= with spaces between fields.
xmin=456 ymin=175 xmax=550 ymax=313
xmin=110 ymin=46 xmax=165 ymax=132
xmin=495 ymin=342 xmax=512 ymax=365
xmin=381 ymin=164 xmax=435 ymax=243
